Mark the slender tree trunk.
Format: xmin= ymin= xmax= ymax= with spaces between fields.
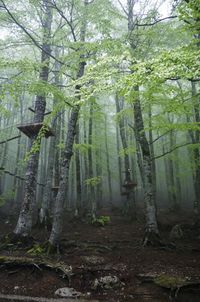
xmin=0 ymin=114 xmax=13 ymax=194
xmin=104 ymin=114 xmax=112 ymax=202
xmin=13 ymin=94 xmax=24 ymax=197
xmin=174 ymin=146 xmax=182 ymax=209
xmin=149 ymin=105 xmax=157 ymax=204
xmin=83 ymin=119 xmax=89 ymax=204
xmin=54 ymin=112 xmax=62 ymax=188
xmin=88 ymin=102 xmax=96 ymax=218
xmin=36 ymin=141 xmax=46 ymax=207
xmin=115 ymin=94 xmax=135 ymax=215
xmin=168 ymin=129 xmax=179 ymax=210
xmin=95 ymin=146 xmax=103 ymax=209
xmin=116 ymin=125 xmax=123 ymax=194
xmin=75 ymin=122 xmax=82 ymax=216
xmin=115 ymin=94 xmax=131 ymax=183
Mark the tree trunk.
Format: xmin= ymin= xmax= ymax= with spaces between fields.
xmin=88 ymin=102 xmax=96 ymax=218
xmin=14 ymin=0 xmax=52 ymax=236
xmin=148 ymin=105 xmax=157 ymax=205
xmin=115 ymin=94 xmax=131 ymax=183
xmin=191 ymin=82 xmax=200 ymax=218
xmin=95 ymin=146 xmax=103 ymax=209
xmin=115 ymin=94 xmax=135 ymax=214
xmin=75 ymin=122 xmax=82 ymax=216
xmin=126 ymin=0 xmax=159 ymax=242
xmin=104 ymin=114 xmax=112 ymax=202
xmin=83 ymin=119 xmax=89 ymax=204
xmin=48 ymin=105 xmax=81 ymax=246
xmin=116 ymin=125 xmax=123 ymax=194
xmin=133 ymin=93 xmax=159 ymax=243
xmin=39 ymin=48 xmax=62 ymax=226
xmin=48 ymin=0 xmax=88 ymax=245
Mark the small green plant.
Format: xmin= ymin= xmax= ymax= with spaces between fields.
xmin=92 ymin=215 xmax=110 ymax=226
xmin=27 ymin=244 xmax=45 ymax=256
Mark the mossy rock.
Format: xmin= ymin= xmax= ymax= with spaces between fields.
xmin=154 ymin=275 xmax=186 ymax=289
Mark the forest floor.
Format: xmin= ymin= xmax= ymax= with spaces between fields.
xmin=0 ymin=208 xmax=200 ymax=302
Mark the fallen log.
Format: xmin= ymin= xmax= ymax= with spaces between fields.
xmin=0 ymin=255 xmax=72 ymax=279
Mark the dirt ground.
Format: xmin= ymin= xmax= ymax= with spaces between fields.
xmin=0 ymin=208 xmax=200 ymax=302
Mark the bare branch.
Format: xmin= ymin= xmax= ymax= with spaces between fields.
xmin=0 ymin=135 xmax=21 ymax=145
xmin=117 ymin=0 xmax=128 ymax=16
xmin=50 ymin=0 xmax=77 ymax=42
xmin=0 ymin=0 xmax=63 ymax=65
xmin=135 ymin=15 xmax=177 ymax=27
xmin=153 ymin=142 xmax=196 ymax=160
xmin=149 ymin=130 xmax=173 ymax=145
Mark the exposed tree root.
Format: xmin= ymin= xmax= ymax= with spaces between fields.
xmin=42 ymin=241 xmax=60 ymax=255
xmin=0 ymin=255 xmax=72 ymax=280
xmin=142 ymin=231 xmax=165 ymax=247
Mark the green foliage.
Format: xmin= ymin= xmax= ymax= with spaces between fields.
xmin=119 ymin=146 xmax=136 ymax=158
xmin=74 ymin=143 xmax=93 ymax=154
xmin=178 ymin=0 xmax=200 ymax=37
xmin=85 ymin=176 xmax=102 ymax=187
xmin=92 ymin=215 xmax=110 ymax=226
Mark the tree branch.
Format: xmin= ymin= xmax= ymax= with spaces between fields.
xmin=0 ymin=0 xmax=63 ymax=65
xmin=152 ymin=142 xmax=196 ymax=160
xmin=0 ymin=135 xmax=21 ymax=145
xmin=149 ymin=130 xmax=173 ymax=145
xmin=135 ymin=15 xmax=177 ymax=27
xmin=117 ymin=0 xmax=128 ymax=16
xmin=50 ymin=0 xmax=77 ymax=42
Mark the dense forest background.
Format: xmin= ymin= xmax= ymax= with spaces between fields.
xmin=0 ymin=0 xmax=200 ymax=247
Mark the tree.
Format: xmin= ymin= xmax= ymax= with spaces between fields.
xmin=11 ymin=0 xmax=53 ymax=237
xmin=48 ymin=0 xmax=89 ymax=248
